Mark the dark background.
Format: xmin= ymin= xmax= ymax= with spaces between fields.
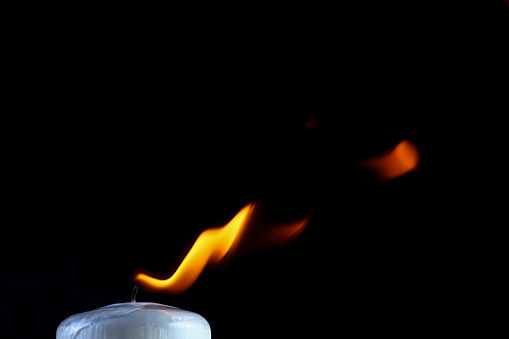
xmin=2 ymin=2 xmax=507 ymax=338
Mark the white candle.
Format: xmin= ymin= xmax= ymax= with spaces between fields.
xmin=56 ymin=302 xmax=211 ymax=339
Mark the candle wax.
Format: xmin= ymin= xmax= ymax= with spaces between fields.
xmin=56 ymin=302 xmax=211 ymax=339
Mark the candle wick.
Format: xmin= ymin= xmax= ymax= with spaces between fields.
xmin=131 ymin=286 xmax=138 ymax=302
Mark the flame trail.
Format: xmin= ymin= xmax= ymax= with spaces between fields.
xmin=357 ymin=139 xmax=420 ymax=180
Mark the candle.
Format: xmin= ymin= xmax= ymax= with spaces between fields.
xmin=56 ymin=302 xmax=211 ymax=339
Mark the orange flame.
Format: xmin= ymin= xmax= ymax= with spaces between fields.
xmin=135 ymin=202 xmax=311 ymax=294
xmin=244 ymin=216 xmax=311 ymax=252
xmin=135 ymin=203 xmax=254 ymax=294
xmin=357 ymin=139 xmax=420 ymax=180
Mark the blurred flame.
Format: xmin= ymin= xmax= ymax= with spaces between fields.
xmin=250 ymin=216 xmax=311 ymax=251
xmin=135 ymin=202 xmax=310 ymax=294
xmin=357 ymin=139 xmax=420 ymax=180
xmin=304 ymin=118 xmax=321 ymax=130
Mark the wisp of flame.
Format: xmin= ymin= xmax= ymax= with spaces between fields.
xmin=135 ymin=202 xmax=311 ymax=294
xmin=357 ymin=139 xmax=420 ymax=180
xmin=135 ymin=203 xmax=255 ymax=294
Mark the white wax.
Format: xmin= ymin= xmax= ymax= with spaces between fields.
xmin=56 ymin=302 xmax=211 ymax=339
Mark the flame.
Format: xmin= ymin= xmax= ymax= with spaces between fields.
xmin=357 ymin=139 xmax=420 ymax=180
xmin=135 ymin=203 xmax=254 ymax=294
xmin=135 ymin=202 xmax=311 ymax=294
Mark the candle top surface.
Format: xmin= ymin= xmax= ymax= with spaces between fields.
xmin=57 ymin=302 xmax=210 ymax=339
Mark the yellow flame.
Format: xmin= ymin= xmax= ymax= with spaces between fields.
xmin=135 ymin=203 xmax=254 ymax=294
xmin=357 ymin=139 xmax=420 ymax=180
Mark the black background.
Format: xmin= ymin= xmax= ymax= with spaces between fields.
xmin=3 ymin=2 xmax=507 ymax=338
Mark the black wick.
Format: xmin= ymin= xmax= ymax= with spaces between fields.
xmin=131 ymin=286 xmax=139 ymax=302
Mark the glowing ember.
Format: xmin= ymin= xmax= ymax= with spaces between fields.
xmin=357 ymin=139 xmax=420 ymax=180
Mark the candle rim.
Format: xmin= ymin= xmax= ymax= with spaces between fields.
xmin=99 ymin=302 xmax=181 ymax=310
